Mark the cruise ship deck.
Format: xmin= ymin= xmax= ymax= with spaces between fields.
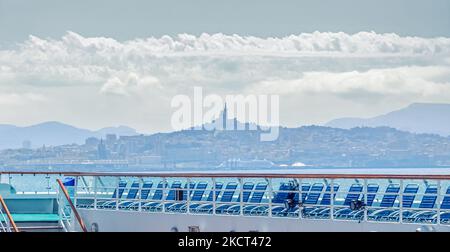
xmin=1 ymin=171 xmax=450 ymax=232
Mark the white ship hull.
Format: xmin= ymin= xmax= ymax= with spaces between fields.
xmin=77 ymin=208 xmax=450 ymax=232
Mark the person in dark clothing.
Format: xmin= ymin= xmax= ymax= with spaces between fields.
xmin=284 ymin=183 xmax=298 ymax=212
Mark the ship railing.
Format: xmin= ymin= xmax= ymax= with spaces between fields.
xmin=56 ymin=179 xmax=87 ymax=232
xmin=0 ymin=172 xmax=64 ymax=195
xmin=0 ymin=195 xmax=19 ymax=232
xmin=2 ymin=172 xmax=450 ymax=226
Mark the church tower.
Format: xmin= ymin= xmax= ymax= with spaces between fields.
xmin=222 ymin=103 xmax=227 ymax=130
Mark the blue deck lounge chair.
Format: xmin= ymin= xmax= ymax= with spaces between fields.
xmin=304 ymin=184 xmax=340 ymax=218
xmin=115 ymin=181 xmax=141 ymax=209
xmin=384 ymin=184 xmax=420 ymax=221
xmin=124 ymin=181 xmax=153 ymax=209
xmin=369 ymin=184 xmax=419 ymax=221
xmin=333 ymin=184 xmax=363 ymax=219
xmin=343 ymin=184 xmax=380 ymax=220
xmin=171 ymin=181 xmax=209 ymax=212
xmin=194 ymin=182 xmax=238 ymax=214
xmin=298 ymin=183 xmax=325 ymax=217
xmin=190 ymin=182 xmax=224 ymax=213
xmin=402 ymin=185 xmax=438 ymax=222
xmin=96 ymin=181 xmax=127 ymax=209
xmin=158 ymin=181 xmax=183 ymax=211
xmin=141 ymin=181 xmax=168 ymax=211
xmin=240 ymin=183 xmax=269 ymax=215
xmin=225 ymin=182 xmax=268 ymax=215
xmin=379 ymin=184 xmax=401 ymax=208
xmin=269 ymin=182 xmax=304 ymax=216
xmin=431 ymin=186 xmax=450 ymax=223
xmin=166 ymin=182 xmax=202 ymax=212
xmin=245 ymin=182 xmax=290 ymax=216
xmin=283 ymin=183 xmax=313 ymax=217
xmin=215 ymin=182 xmax=254 ymax=214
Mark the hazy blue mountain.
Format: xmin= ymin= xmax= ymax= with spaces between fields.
xmin=0 ymin=121 xmax=138 ymax=149
xmin=326 ymin=103 xmax=450 ymax=136
xmin=96 ymin=126 xmax=137 ymax=136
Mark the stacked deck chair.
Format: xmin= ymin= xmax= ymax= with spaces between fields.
xmin=194 ymin=182 xmax=238 ymax=214
xmin=189 ymin=182 xmax=223 ymax=213
xmin=95 ymin=181 xmax=127 ymax=209
xmin=168 ymin=181 xmax=207 ymax=213
xmin=215 ymin=182 xmax=254 ymax=214
xmin=333 ymin=184 xmax=363 ymax=219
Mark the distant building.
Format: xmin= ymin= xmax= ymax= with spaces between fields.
xmin=85 ymin=137 xmax=100 ymax=147
xmin=97 ymin=139 xmax=109 ymax=159
xmin=22 ymin=140 xmax=31 ymax=149
xmin=105 ymin=134 xmax=117 ymax=146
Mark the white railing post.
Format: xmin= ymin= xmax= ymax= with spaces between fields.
xmin=212 ymin=178 xmax=216 ymax=215
xmin=399 ymin=180 xmax=403 ymax=223
xmin=45 ymin=174 xmax=49 ymax=194
xmin=116 ymin=177 xmax=120 ymax=211
xmin=363 ymin=179 xmax=367 ymax=222
xmin=163 ymin=177 xmax=167 ymax=213
xmin=239 ymin=178 xmax=243 ymax=216
xmin=187 ymin=177 xmax=191 ymax=214
xmin=331 ymin=179 xmax=334 ymax=221
xmin=138 ymin=178 xmax=143 ymax=212
xmin=94 ymin=176 xmax=98 ymax=209
xmin=268 ymin=178 xmax=273 ymax=217
xmin=74 ymin=176 xmax=78 ymax=208
xmin=437 ymin=180 xmax=441 ymax=225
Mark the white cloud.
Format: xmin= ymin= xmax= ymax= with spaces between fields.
xmin=251 ymin=66 xmax=450 ymax=100
xmin=0 ymin=31 xmax=449 ymax=132
xmin=100 ymin=73 xmax=161 ymax=96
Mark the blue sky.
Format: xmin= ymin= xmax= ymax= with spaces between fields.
xmin=0 ymin=1 xmax=449 ymax=133
xmin=1 ymin=0 xmax=449 ymax=45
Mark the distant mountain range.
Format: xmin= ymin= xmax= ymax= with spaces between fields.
xmin=0 ymin=121 xmax=137 ymax=150
xmin=1 ymin=102 xmax=448 ymax=150
xmin=326 ymin=103 xmax=450 ymax=136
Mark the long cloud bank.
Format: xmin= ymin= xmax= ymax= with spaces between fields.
xmin=13 ymin=31 xmax=450 ymax=56
xmin=0 ymin=31 xmax=449 ymax=131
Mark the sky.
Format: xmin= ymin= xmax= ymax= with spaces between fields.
xmin=0 ymin=0 xmax=450 ymax=133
